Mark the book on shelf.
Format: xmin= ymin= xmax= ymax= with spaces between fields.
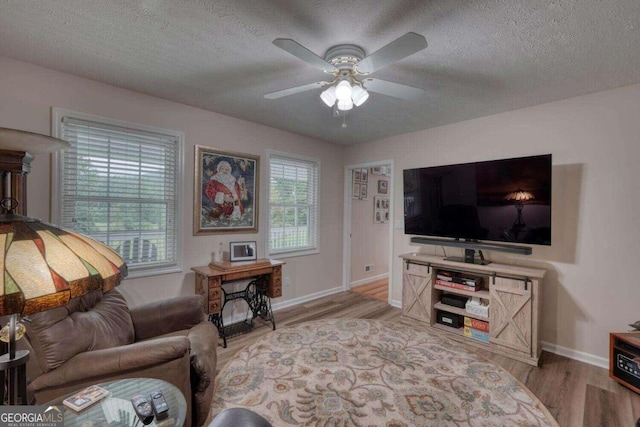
xmin=464 ymin=316 xmax=489 ymax=332
xmin=436 ymin=271 xmax=455 ymax=281
xmin=436 ymin=271 xmax=481 ymax=287
xmin=463 ymin=326 xmax=490 ymax=343
xmin=435 ymin=280 xmax=481 ymax=292
xmin=62 ymin=385 xmax=110 ymax=412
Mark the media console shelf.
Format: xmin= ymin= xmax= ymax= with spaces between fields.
xmin=400 ymin=252 xmax=545 ymax=366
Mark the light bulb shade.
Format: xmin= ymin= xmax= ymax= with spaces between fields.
xmin=335 ymin=80 xmax=352 ymax=101
xmin=320 ymin=86 xmax=337 ymax=107
xmin=0 ymin=213 xmax=128 ymax=316
xmin=351 ymin=85 xmax=369 ymax=107
xmin=337 ymin=98 xmax=353 ymax=111
xmin=504 ymin=189 xmax=535 ymax=202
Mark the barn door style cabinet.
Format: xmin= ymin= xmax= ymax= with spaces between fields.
xmin=400 ymin=253 xmax=545 ymax=366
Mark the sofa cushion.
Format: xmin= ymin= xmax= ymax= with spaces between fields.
xmin=26 ymin=289 xmax=135 ymax=373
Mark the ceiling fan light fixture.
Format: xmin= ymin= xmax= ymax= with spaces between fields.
xmin=351 ymin=85 xmax=369 ymax=107
xmin=335 ymin=80 xmax=352 ymax=101
xmin=337 ymin=98 xmax=353 ymax=111
xmin=320 ymin=86 xmax=337 ymax=107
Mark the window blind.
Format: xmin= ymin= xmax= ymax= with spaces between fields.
xmin=268 ymin=154 xmax=319 ymax=254
xmin=58 ymin=116 xmax=180 ymax=274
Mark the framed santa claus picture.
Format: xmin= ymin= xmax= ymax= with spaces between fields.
xmin=194 ymin=146 xmax=259 ymax=234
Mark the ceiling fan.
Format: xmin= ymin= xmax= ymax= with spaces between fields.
xmin=264 ymin=33 xmax=428 ymax=113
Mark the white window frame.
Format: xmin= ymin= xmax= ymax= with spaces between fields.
xmin=52 ymin=108 xmax=184 ymax=278
xmin=266 ymin=150 xmax=320 ymax=258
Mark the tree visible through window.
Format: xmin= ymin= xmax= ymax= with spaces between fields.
xmin=268 ymin=153 xmax=319 ymax=255
xmin=54 ymin=109 xmax=182 ymax=277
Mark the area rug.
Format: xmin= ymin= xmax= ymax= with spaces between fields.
xmin=210 ymin=319 xmax=558 ymax=426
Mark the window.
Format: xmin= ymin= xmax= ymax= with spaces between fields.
xmin=53 ymin=109 xmax=183 ymax=277
xmin=267 ymin=151 xmax=320 ymax=257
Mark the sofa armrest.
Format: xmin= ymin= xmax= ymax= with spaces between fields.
xmin=188 ymin=322 xmax=218 ymax=427
xmin=28 ymin=336 xmax=190 ymax=392
xmin=188 ymin=322 xmax=218 ymax=392
xmin=130 ymin=295 xmax=206 ymax=341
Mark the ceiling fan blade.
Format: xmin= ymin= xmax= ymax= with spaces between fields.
xmin=264 ymin=81 xmax=327 ymax=99
xmin=356 ymin=32 xmax=427 ymax=74
xmin=273 ymin=39 xmax=338 ymax=72
xmin=364 ymin=78 xmax=425 ymax=100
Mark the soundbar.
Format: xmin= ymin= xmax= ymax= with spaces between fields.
xmin=410 ymin=237 xmax=532 ymax=256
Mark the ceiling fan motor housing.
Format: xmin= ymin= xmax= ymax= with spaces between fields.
xmin=324 ymin=45 xmax=366 ymax=71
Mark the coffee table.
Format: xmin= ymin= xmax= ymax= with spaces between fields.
xmin=46 ymin=378 xmax=186 ymax=427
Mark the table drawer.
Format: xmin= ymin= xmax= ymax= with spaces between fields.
xmin=208 ymin=286 xmax=221 ymax=300
xmin=269 ymin=286 xmax=282 ymax=298
xmin=208 ymin=300 xmax=221 ymax=314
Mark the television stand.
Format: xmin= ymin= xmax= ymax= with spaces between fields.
xmin=400 ymin=252 xmax=546 ymax=366
xmin=445 ymin=249 xmax=490 ymax=265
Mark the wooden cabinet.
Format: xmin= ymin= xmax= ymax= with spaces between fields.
xmin=400 ymin=253 xmax=545 ymax=366
xmin=402 ymin=261 xmax=433 ymax=323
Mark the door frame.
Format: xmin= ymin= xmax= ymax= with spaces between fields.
xmin=342 ymin=160 xmax=394 ymax=304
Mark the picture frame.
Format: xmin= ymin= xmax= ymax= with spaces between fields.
xmin=374 ymin=196 xmax=390 ymax=224
xmin=352 ymin=182 xmax=361 ymax=200
xmin=229 ymin=241 xmax=257 ymax=261
xmin=352 ymin=168 xmax=370 ymax=200
xmin=370 ymin=166 xmax=388 ymax=176
xmin=378 ymin=180 xmax=388 ymax=194
xmin=360 ymin=168 xmax=368 ymax=183
xmin=194 ymin=146 xmax=259 ymax=235
xmin=360 ymin=183 xmax=368 ymax=200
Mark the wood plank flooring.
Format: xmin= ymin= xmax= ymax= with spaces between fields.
xmin=215 ymin=291 xmax=640 ymax=427
xmin=350 ymin=276 xmax=388 ymax=301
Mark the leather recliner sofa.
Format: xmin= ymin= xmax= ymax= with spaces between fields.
xmin=19 ymin=289 xmax=218 ymax=427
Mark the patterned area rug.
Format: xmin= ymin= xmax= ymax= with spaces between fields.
xmin=211 ymin=319 xmax=558 ymax=426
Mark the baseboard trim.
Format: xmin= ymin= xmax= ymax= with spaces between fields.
xmin=271 ymin=286 xmax=344 ymax=312
xmin=541 ymin=340 xmax=609 ymax=370
xmin=390 ymin=299 xmax=402 ymax=309
xmin=350 ymin=273 xmax=389 ymax=288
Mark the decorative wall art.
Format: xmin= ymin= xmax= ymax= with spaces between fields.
xmin=352 ymin=168 xmax=369 ymax=200
xmin=194 ymin=146 xmax=259 ymax=234
xmin=378 ymin=179 xmax=388 ymax=194
xmin=374 ymin=196 xmax=390 ymax=224
xmin=370 ymin=165 xmax=389 ymax=176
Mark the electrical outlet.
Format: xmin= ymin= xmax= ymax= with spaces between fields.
xmin=365 ymin=264 xmax=374 ymax=272
xmin=284 ymin=276 xmax=291 ymax=287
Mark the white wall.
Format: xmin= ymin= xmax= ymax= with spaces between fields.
xmin=0 ymin=56 xmax=345 ymax=308
xmin=345 ymin=83 xmax=640 ymax=362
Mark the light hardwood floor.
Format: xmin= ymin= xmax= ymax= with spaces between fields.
xmin=350 ymin=277 xmax=388 ymax=302
xmin=215 ymin=291 xmax=640 ymax=427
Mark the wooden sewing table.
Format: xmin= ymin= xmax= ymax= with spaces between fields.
xmin=192 ymin=259 xmax=283 ymax=347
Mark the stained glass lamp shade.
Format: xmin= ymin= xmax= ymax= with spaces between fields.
xmin=504 ymin=189 xmax=535 ymax=228
xmin=0 ymin=213 xmax=128 ymax=317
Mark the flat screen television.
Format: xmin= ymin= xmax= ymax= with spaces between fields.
xmin=403 ymin=154 xmax=551 ymax=246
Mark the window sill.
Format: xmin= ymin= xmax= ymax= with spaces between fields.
xmin=124 ymin=265 xmax=182 ymax=279
xmin=267 ymin=248 xmax=319 ymax=259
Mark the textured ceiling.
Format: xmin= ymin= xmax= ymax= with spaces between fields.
xmin=1 ymin=0 xmax=639 ymax=145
